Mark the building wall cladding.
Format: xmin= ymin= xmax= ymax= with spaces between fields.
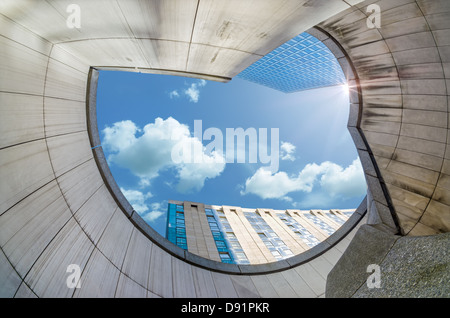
xmin=166 ymin=200 xmax=355 ymax=264
xmin=0 ymin=0 xmax=448 ymax=298
xmin=200 ymin=204 xmax=354 ymax=265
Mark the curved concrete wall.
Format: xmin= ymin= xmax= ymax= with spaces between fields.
xmin=319 ymin=0 xmax=450 ymax=236
xmin=0 ymin=0 xmax=448 ymax=298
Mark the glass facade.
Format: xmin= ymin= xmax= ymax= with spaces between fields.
xmin=325 ymin=211 xmax=346 ymax=226
xmin=244 ymin=212 xmax=294 ymax=260
xmin=166 ymin=203 xmax=188 ymax=250
xmin=304 ymin=212 xmax=336 ymax=236
xmin=342 ymin=211 xmax=355 ymax=218
xmin=278 ymin=213 xmax=321 ymax=248
xmin=167 ymin=202 xmax=353 ymax=265
xmin=237 ymin=32 xmax=346 ymax=93
xmin=215 ymin=209 xmax=250 ymax=265
xmin=205 ymin=208 xmax=234 ymax=264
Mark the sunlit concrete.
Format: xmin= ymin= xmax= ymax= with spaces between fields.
xmin=319 ymin=0 xmax=450 ymax=236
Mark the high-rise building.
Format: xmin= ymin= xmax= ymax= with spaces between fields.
xmin=237 ymin=32 xmax=346 ymax=93
xmin=166 ymin=200 xmax=354 ymax=265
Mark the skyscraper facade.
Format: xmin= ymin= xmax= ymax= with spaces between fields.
xmin=237 ymin=32 xmax=346 ymax=93
xmin=166 ymin=200 xmax=354 ymax=264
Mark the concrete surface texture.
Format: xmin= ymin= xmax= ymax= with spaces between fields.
xmin=0 ymin=0 xmax=449 ymax=298
xmin=319 ymin=0 xmax=450 ymax=237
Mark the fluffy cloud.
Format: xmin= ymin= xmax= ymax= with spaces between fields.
xmin=280 ymin=141 xmax=296 ymax=161
xmin=143 ymin=202 xmax=166 ymax=223
xmin=120 ymin=187 xmax=165 ymax=223
xmin=176 ymin=153 xmax=226 ymax=193
xmin=168 ymin=79 xmax=207 ymax=103
xmin=120 ymin=187 xmax=153 ymax=214
xmin=184 ymin=79 xmax=206 ymax=103
xmin=241 ymin=158 xmax=366 ymax=200
xmin=102 ymin=120 xmax=138 ymax=152
xmin=320 ymin=158 xmax=367 ymax=198
xmin=240 ymin=167 xmax=313 ymax=200
xmin=103 ymin=117 xmax=225 ymax=193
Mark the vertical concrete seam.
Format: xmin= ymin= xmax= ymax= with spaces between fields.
xmin=115 ymin=0 xmax=153 ymax=68
xmin=185 ymin=0 xmax=201 ymax=72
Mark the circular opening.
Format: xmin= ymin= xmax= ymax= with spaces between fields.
xmin=88 ymin=27 xmax=367 ymax=274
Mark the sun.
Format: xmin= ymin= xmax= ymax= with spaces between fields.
xmin=341 ymin=83 xmax=349 ymax=95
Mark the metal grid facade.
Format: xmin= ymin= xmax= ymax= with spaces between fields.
xmin=237 ymin=32 xmax=346 ymax=93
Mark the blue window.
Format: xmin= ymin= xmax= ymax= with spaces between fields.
xmin=166 ymin=203 xmax=188 ymax=251
xmin=219 ymin=252 xmax=232 ymax=263
xmin=304 ymin=213 xmax=335 ymax=236
xmin=176 ymin=237 xmax=187 ymax=250
xmin=245 ymin=212 xmax=293 ymax=260
xmin=278 ymin=212 xmax=320 ymax=248
xmin=205 ymin=209 xmax=235 ymax=263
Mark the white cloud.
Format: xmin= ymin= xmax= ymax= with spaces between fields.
xmin=102 ymin=117 xmax=225 ymax=193
xmin=281 ymin=196 xmax=293 ymax=202
xmin=280 ymin=141 xmax=296 ymax=161
xmin=138 ymin=178 xmax=151 ymax=188
xmin=121 ymin=187 xmax=165 ymax=223
xmin=120 ymin=187 xmax=152 ymax=214
xmin=143 ymin=211 xmax=164 ymax=223
xmin=169 ymin=90 xmax=179 ymax=99
xmin=320 ymin=158 xmax=367 ymax=198
xmin=176 ymin=156 xmax=225 ymax=193
xmin=240 ymin=168 xmax=314 ymax=199
xmin=142 ymin=202 xmax=165 ymax=223
xmin=102 ymin=120 xmax=139 ymax=152
xmin=183 ymin=79 xmax=207 ymax=103
xmin=168 ymin=80 xmax=207 ymax=103
xmin=241 ymin=158 xmax=366 ymax=200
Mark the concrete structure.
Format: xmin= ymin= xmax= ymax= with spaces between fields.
xmin=167 ymin=200 xmax=355 ymax=265
xmin=0 ymin=0 xmax=449 ymax=298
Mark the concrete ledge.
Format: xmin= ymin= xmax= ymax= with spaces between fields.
xmin=95 ymin=66 xmax=232 ymax=83
xmin=86 ymin=68 xmax=100 ymax=148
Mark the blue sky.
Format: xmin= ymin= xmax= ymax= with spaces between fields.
xmin=97 ymin=71 xmax=366 ymax=236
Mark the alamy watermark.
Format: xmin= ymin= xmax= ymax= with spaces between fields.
xmin=66 ymin=264 xmax=81 ymax=289
xmin=66 ymin=4 xmax=81 ymax=29
xmin=366 ymin=4 xmax=381 ymax=29
xmin=65 ymin=3 xmax=381 ymax=29
xmin=171 ymin=120 xmax=280 ymax=173
xmin=65 ymin=3 xmax=381 ymax=32
xmin=366 ymin=264 xmax=381 ymax=289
